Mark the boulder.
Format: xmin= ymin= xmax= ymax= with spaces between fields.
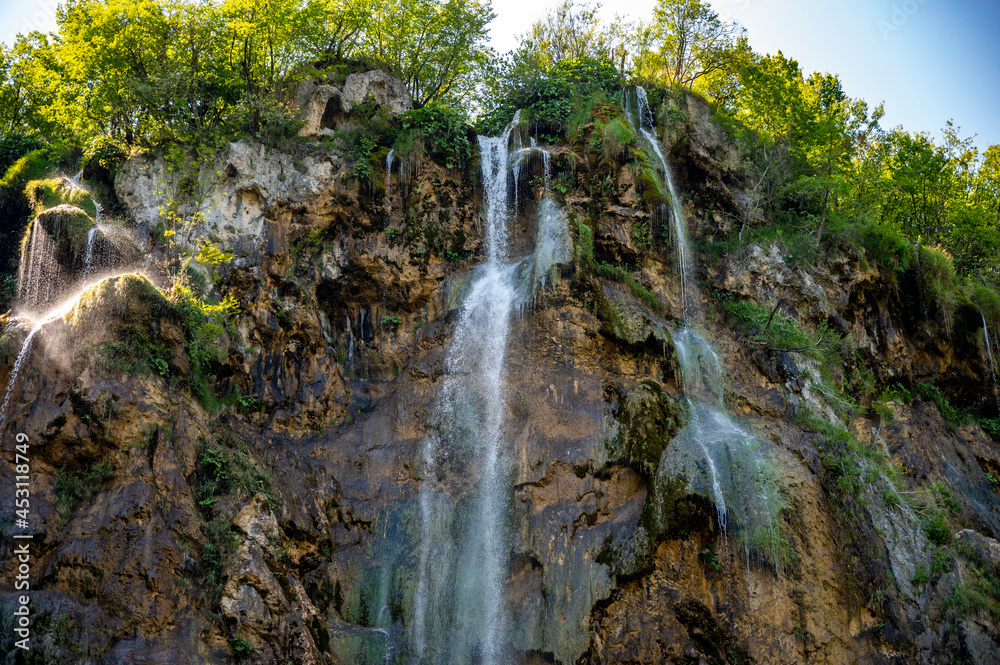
xmin=296 ymin=69 xmax=413 ymax=138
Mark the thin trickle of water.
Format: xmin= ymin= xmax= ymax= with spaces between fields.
xmin=0 ymin=327 xmax=37 ymax=430
xmin=385 ymin=149 xmax=395 ymax=197
xmin=624 ymin=87 xmax=693 ymax=318
xmin=83 ymin=227 xmax=99 ymax=279
xmin=981 ymin=312 xmax=1000 ymax=412
xmin=622 ymin=86 xmax=785 ymax=577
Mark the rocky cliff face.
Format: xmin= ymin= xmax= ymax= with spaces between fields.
xmin=2 ymin=75 xmax=999 ymax=665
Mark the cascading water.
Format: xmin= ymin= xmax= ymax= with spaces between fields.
xmin=411 ymin=114 xmax=572 ymax=664
xmin=624 ymin=87 xmax=693 ymax=317
xmin=413 ymin=113 xmax=520 ymax=665
xmin=83 ymin=227 xmax=99 ymax=278
xmin=17 ymin=217 xmax=60 ymax=310
xmin=625 ymin=86 xmax=785 ymax=570
xmin=385 ymin=149 xmax=395 ymax=213
xmin=0 ymin=328 xmax=38 ymax=430
xmin=981 ymin=312 xmax=1000 ymax=411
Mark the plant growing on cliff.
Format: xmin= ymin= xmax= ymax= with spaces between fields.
xmin=399 ymin=103 xmax=471 ymax=170
xmin=54 ymin=461 xmax=115 ymax=517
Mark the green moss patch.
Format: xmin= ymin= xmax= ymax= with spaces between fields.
xmin=26 ymin=178 xmax=98 ymax=217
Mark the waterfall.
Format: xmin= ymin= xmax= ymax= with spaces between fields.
xmin=625 ymin=86 xmax=785 ymax=570
xmin=981 ymin=312 xmax=1000 ymax=411
xmin=17 ymin=218 xmax=60 ymax=311
xmin=83 ymin=227 xmax=99 ymax=279
xmin=385 ymin=149 xmax=395 ymax=214
xmin=0 ymin=328 xmax=38 ymax=430
xmin=413 ymin=112 xmax=521 ymax=665
xmin=624 ymin=87 xmax=693 ymax=317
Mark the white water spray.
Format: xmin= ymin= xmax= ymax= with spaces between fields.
xmin=982 ymin=312 xmax=1000 ymax=411
xmin=414 ymin=113 xmax=522 ymax=665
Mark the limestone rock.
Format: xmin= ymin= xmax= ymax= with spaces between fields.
xmin=233 ymin=493 xmax=281 ymax=553
xmin=221 ymin=540 xmax=289 ymax=625
xmin=296 ymin=69 xmax=412 ymax=138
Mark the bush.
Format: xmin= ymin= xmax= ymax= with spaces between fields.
xmin=400 ymin=103 xmax=471 ymax=169
xmin=857 ymin=224 xmax=913 ymax=274
xmin=0 ymin=134 xmax=44 ymax=175
xmin=595 ymin=116 xmax=636 ymax=165
xmin=82 ymin=135 xmax=129 ymax=182
xmin=477 ymin=57 xmax=623 ymax=141
xmin=0 ymin=150 xmax=52 ymax=203
xmin=968 ymin=282 xmax=1000 ymax=332
xmin=55 ymin=461 xmax=115 ymax=516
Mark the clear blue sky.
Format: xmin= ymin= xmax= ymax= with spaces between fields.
xmin=493 ymin=0 xmax=1000 ymax=149
xmin=3 ymin=0 xmax=998 ymax=148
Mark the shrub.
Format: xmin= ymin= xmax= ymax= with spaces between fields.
xmin=857 ymin=224 xmax=914 ymax=274
xmin=595 ymin=116 xmax=636 ymax=165
xmin=82 ymin=135 xmax=128 ymax=182
xmin=0 ymin=150 xmax=52 ymax=203
xmin=400 ymin=103 xmax=471 ymax=169
xmin=55 ymin=461 xmax=115 ymax=516
xmin=0 ymin=134 xmax=44 ymax=174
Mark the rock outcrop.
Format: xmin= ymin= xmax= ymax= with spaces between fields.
xmin=295 ymin=69 xmax=413 ymax=138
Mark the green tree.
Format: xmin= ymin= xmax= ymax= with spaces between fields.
xmin=636 ymin=0 xmax=743 ymax=89
xmin=364 ymin=0 xmax=494 ymax=107
xmin=518 ymin=0 xmax=632 ymax=74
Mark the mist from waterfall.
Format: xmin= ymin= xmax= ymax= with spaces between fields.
xmin=412 ymin=111 xmax=575 ymax=665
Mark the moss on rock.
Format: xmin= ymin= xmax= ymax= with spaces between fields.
xmin=35 ymin=204 xmax=96 ymax=270
xmin=26 ymin=178 xmax=98 ymax=217
xmin=611 ymin=380 xmax=685 ymax=475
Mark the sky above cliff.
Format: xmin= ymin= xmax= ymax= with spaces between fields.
xmin=2 ymin=0 xmax=997 ymax=148
xmin=490 ymin=0 xmax=1000 ymax=149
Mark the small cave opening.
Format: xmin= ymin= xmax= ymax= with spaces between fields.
xmin=320 ymin=95 xmax=344 ymax=131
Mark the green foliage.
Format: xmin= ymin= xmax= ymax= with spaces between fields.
xmin=0 ymin=134 xmax=43 ymax=174
xmin=228 ymin=637 xmax=257 ymax=661
xmin=55 ymin=461 xmax=115 ymax=516
xmin=856 ymin=224 xmax=914 ymax=274
xmin=0 ymin=149 xmax=51 ymax=203
xmin=171 ymin=284 xmax=240 ymax=410
xmin=719 ymin=294 xmax=808 ymax=350
xmin=82 ymin=135 xmax=129 ymax=181
xmin=478 ymin=56 xmax=623 ymax=141
xmin=400 ymin=103 xmax=470 ymax=169
xmin=197 ymin=438 xmax=273 ymax=506
xmin=946 ymin=578 xmax=1000 ymax=620
xmin=349 ymin=136 xmax=378 ymax=182
xmin=573 ymin=216 xmax=595 ymax=271
xmin=24 ymin=178 xmax=97 ymax=217
xmin=594 ymin=261 xmax=669 ymax=316
xmin=914 ymin=383 xmax=961 ymax=426
xmin=380 ymin=314 xmax=401 ymax=331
